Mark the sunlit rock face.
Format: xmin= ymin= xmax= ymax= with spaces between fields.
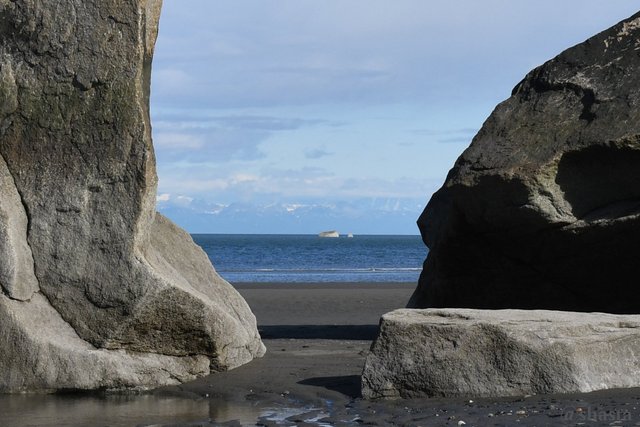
xmin=363 ymin=309 xmax=640 ymax=399
xmin=410 ymin=11 xmax=640 ymax=313
xmin=0 ymin=0 xmax=264 ymax=392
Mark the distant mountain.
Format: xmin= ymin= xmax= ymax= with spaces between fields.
xmin=156 ymin=195 xmax=424 ymax=235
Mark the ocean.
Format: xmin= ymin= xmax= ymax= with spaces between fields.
xmin=192 ymin=234 xmax=427 ymax=283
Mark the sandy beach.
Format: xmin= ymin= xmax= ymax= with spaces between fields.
xmin=3 ymin=282 xmax=640 ymax=427
xmin=168 ymin=283 xmax=640 ymax=427
xmin=165 ymin=283 xmax=640 ymax=427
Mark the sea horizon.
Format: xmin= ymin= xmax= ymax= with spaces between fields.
xmin=193 ymin=234 xmax=427 ymax=284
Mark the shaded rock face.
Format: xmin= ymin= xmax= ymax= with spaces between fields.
xmin=410 ymin=12 xmax=640 ymax=313
xmin=0 ymin=0 xmax=264 ymax=392
xmin=363 ymin=309 xmax=640 ymax=399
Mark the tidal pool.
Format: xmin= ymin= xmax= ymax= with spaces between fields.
xmin=0 ymin=394 xmax=345 ymax=426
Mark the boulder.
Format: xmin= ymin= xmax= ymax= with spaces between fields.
xmin=363 ymin=309 xmax=640 ymax=399
xmin=0 ymin=0 xmax=264 ymax=392
xmin=409 ymin=11 xmax=640 ymax=313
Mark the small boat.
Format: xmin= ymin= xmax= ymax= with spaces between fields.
xmin=347 ymin=233 xmax=354 ymax=238
xmin=318 ymin=230 xmax=339 ymax=238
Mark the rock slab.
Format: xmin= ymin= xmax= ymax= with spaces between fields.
xmin=0 ymin=0 xmax=264 ymax=392
xmin=409 ymin=11 xmax=640 ymax=313
xmin=362 ymin=309 xmax=640 ymax=399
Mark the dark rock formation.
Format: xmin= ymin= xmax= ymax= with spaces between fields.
xmin=0 ymin=0 xmax=264 ymax=392
xmin=363 ymin=309 xmax=640 ymax=399
xmin=409 ymin=11 xmax=640 ymax=313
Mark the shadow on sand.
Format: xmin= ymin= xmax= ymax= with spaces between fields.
xmin=258 ymin=324 xmax=379 ymax=340
xmin=298 ymin=375 xmax=362 ymax=399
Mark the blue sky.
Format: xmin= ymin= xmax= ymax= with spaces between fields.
xmin=151 ymin=1 xmax=638 ymax=234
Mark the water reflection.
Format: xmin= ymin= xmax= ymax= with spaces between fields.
xmin=209 ymin=397 xmax=333 ymax=427
xmin=208 ymin=397 xmax=265 ymax=425
xmin=0 ymin=394 xmax=208 ymax=427
xmin=0 ymin=394 xmax=338 ymax=426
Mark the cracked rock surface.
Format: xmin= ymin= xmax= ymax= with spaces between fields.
xmin=0 ymin=0 xmax=264 ymax=393
xmin=410 ymin=11 xmax=640 ymax=313
xmin=363 ymin=309 xmax=640 ymax=399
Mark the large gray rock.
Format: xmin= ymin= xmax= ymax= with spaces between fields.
xmin=0 ymin=0 xmax=264 ymax=392
xmin=363 ymin=309 xmax=640 ymax=399
xmin=409 ymin=11 xmax=640 ymax=313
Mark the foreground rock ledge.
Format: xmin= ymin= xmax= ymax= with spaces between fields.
xmin=362 ymin=309 xmax=640 ymax=399
xmin=0 ymin=0 xmax=264 ymax=392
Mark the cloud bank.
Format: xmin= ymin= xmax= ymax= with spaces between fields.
xmin=151 ymin=1 xmax=639 ymax=233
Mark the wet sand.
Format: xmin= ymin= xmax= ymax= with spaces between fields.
xmin=156 ymin=283 xmax=414 ymax=409
xmin=157 ymin=283 xmax=640 ymax=427
xmin=4 ymin=282 xmax=640 ymax=426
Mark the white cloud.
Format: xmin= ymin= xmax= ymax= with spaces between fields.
xmin=156 ymin=193 xmax=171 ymax=202
xmin=154 ymin=1 xmax=639 ymax=109
xmin=174 ymin=195 xmax=194 ymax=207
xmin=157 ymin=163 xmax=440 ymax=203
xmin=231 ymin=174 xmax=259 ymax=184
xmin=150 ymin=1 xmax=640 ymax=233
xmin=154 ymin=132 xmax=205 ymax=150
xmin=284 ymin=203 xmax=307 ymax=212
xmin=151 ymin=112 xmax=345 ymax=165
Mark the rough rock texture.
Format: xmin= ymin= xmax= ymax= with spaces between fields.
xmin=0 ymin=0 xmax=264 ymax=392
xmin=363 ymin=309 xmax=640 ymax=399
xmin=409 ymin=11 xmax=640 ymax=313
xmin=0 ymin=155 xmax=38 ymax=301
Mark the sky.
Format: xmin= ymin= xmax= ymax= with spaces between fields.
xmin=151 ymin=1 xmax=639 ymax=235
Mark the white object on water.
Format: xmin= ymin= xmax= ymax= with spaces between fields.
xmin=347 ymin=233 xmax=354 ymax=238
xmin=318 ymin=230 xmax=339 ymax=238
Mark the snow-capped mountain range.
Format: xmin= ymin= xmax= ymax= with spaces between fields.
xmin=156 ymin=194 xmax=424 ymax=235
